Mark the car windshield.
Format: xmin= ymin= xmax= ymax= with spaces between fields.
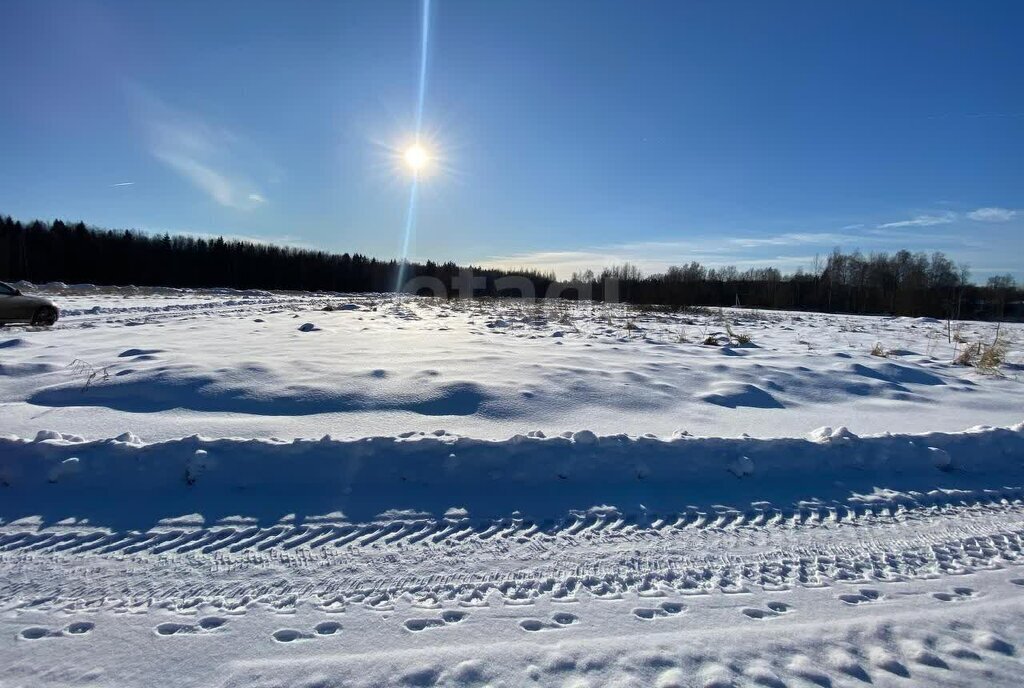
xmin=0 ymin=282 xmax=15 ymax=295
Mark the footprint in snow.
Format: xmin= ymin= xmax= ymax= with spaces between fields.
xmin=156 ymin=622 xmax=194 ymax=636
xmin=741 ymin=601 xmax=794 ymax=619
xmin=933 ymin=587 xmax=977 ymax=602
xmin=272 ymin=629 xmax=310 ymax=643
xmin=519 ymin=612 xmax=578 ymax=631
xmin=315 ymin=621 xmax=342 ymax=635
xmin=21 ymin=621 xmax=96 ymax=639
xmin=404 ymin=610 xmax=468 ymax=632
xmin=633 ymin=601 xmax=687 ymax=620
xmin=66 ymin=621 xmax=95 ymax=635
xmin=198 ymin=616 xmax=227 ymax=630
xmin=156 ymin=617 xmax=227 ymax=636
xmin=838 ymin=588 xmax=883 ymax=605
xmin=271 ymin=621 xmax=341 ymax=643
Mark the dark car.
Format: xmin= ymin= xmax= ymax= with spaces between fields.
xmin=0 ymin=281 xmax=59 ymax=326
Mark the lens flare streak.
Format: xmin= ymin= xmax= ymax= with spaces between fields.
xmin=396 ymin=0 xmax=431 ymax=294
xmin=415 ymin=0 xmax=430 ymax=134
xmin=398 ymin=179 xmax=419 ymax=291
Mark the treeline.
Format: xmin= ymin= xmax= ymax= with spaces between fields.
xmin=0 ymin=216 xmax=555 ymax=295
xmin=573 ymin=251 xmax=1021 ymax=320
xmin=1 ymin=215 xmax=1020 ymax=319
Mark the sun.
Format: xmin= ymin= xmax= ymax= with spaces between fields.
xmin=404 ymin=144 xmax=429 ymax=171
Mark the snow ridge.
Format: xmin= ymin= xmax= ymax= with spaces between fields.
xmin=3 ymin=424 xmax=1022 ymax=526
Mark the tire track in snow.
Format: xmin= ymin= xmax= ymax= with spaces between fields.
xmin=5 ymin=486 xmax=1020 ymax=557
xmin=2 ymin=494 xmax=1023 ymax=612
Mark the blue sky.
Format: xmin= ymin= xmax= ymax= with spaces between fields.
xmin=1 ymin=0 xmax=1022 ymax=280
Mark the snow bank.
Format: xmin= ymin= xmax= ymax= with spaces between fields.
xmin=3 ymin=423 xmax=1022 ymax=528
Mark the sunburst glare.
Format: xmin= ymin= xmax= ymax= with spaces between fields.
xmin=404 ymin=143 xmax=429 ymax=172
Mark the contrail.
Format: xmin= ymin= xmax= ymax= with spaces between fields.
xmin=396 ymin=0 xmax=431 ymax=295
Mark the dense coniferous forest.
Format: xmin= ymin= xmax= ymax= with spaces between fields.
xmin=0 ymin=216 xmax=553 ymax=296
xmin=1 ymin=215 xmax=1020 ymax=320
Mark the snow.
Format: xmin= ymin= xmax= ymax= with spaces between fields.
xmin=5 ymin=423 xmax=1024 ymax=524
xmin=1 ymin=287 xmax=1024 ymax=686
xmin=0 ymin=289 xmax=1021 ymax=441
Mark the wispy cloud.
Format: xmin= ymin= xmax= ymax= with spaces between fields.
xmin=877 ymin=212 xmax=956 ymax=229
xmin=967 ymin=207 xmax=1017 ymax=222
xmin=726 ymin=232 xmax=852 ymax=248
xmin=874 ymin=207 xmax=1019 ymax=229
xmin=483 ymin=246 xmax=820 ymax=280
xmin=110 ymin=181 xmax=135 ymax=187
xmin=480 ymin=215 xmax=1002 ymax=280
xmin=130 ymin=87 xmax=270 ymax=210
xmin=481 ymin=235 xmax=825 ymax=280
xmin=152 ymin=153 xmax=243 ymax=208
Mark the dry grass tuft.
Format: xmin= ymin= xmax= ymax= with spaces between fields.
xmin=954 ymin=343 xmax=979 ymax=367
xmin=978 ymin=337 xmax=1008 ymax=371
xmin=67 ymin=359 xmax=110 ymax=391
xmin=954 ymin=334 xmax=1008 ymax=372
xmin=720 ymin=310 xmax=753 ymax=345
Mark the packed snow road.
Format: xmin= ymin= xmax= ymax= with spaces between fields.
xmin=2 ymin=286 xmax=1024 ymax=686
xmin=4 ymin=427 xmax=1024 ymax=687
xmin=4 ymin=479 xmax=1024 ymax=608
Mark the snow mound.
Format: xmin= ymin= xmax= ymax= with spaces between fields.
xmin=808 ymin=426 xmax=859 ymax=443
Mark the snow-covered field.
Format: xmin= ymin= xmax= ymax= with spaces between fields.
xmin=2 ymin=286 xmax=1024 ymax=687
